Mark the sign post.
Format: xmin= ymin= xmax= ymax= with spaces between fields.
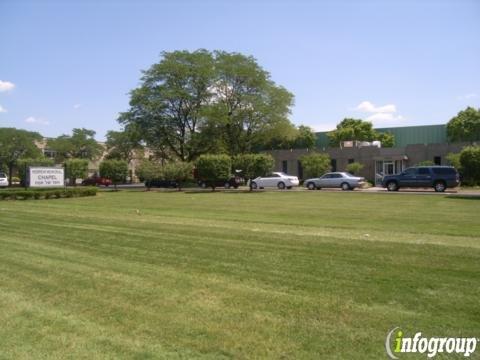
xmin=28 ymin=167 xmax=65 ymax=188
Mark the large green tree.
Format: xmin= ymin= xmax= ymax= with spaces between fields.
xmin=105 ymin=125 xmax=143 ymax=162
xmin=327 ymin=118 xmax=394 ymax=147
xmin=120 ymin=50 xmax=295 ymax=160
xmin=47 ymin=128 xmax=103 ymax=161
xmin=0 ymin=128 xmax=43 ymax=185
xmin=291 ymin=125 xmax=316 ymax=149
xmin=204 ymin=51 xmax=295 ymax=155
xmin=446 ymin=107 xmax=480 ymax=142
xmin=119 ymin=50 xmax=215 ymax=161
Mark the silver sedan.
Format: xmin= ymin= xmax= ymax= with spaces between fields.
xmin=304 ymin=172 xmax=365 ymax=191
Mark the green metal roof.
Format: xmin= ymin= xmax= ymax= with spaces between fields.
xmin=375 ymin=124 xmax=447 ymax=147
xmin=315 ymin=124 xmax=447 ymax=148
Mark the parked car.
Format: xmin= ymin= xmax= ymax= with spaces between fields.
xmin=0 ymin=172 xmax=8 ymax=188
xmin=198 ymin=176 xmax=243 ymax=189
xmin=251 ymin=172 xmax=299 ymax=190
xmin=304 ymin=172 xmax=365 ymax=191
xmin=82 ymin=176 xmax=112 ymax=187
xmin=382 ymin=166 xmax=460 ymax=192
xmin=145 ymin=179 xmax=178 ymax=188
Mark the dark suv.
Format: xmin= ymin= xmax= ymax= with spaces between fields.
xmin=382 ymin=166 xmax=460 ymax=192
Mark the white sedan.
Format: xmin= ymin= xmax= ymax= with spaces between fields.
xmin=251 ymin=172 xmax=299 ymax=190
xmin=0 ymin=172 xmax=8 ymax=188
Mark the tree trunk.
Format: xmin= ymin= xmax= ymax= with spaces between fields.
xmin=8 ymin=163 xmax=13 ymax=187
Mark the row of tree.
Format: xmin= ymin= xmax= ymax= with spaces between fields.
xmin=117 ymin=50 xmax=318 ymax=161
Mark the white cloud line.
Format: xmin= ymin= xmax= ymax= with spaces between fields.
xmin=0 ymin=105 xmax=6 ymax=113
xmin=25 ymin=116 xmax=50 ymax=125
xmin=73 ymin=104 xmax=81 ymax=109
xmin=457 ymin=93 xmax=478 ymax=100
xmin=356 ymin=101 xmax=396 ymax=113
xmin=0 ymin=80 xmax=15 ymax=92
xmin=353 ymin=100 xmax=406 ymax=126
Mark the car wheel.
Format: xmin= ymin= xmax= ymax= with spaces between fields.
xmin=434 ymin=181 xmax=446 ymax=192
xmin=387 ymin=181 xmax=398 ymax=191
xmin=277 ymin=182 xmax=286 ymax=190
xmin=341 ymin=182 xmax=351 ymax=191
xmin=224 ymin=182 xmax=231 ymax=189
xmin=251 ymin=181 xmax=258 ymax=190
xmin=307 ymin=182 xmax=316 ymax=190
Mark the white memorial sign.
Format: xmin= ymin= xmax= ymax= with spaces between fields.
xmin=29 ymin=167 xmax=64 ymax=188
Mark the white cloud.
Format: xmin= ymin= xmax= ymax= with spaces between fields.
xmin=0 ymin=105 xmax=6 ymax=113
xmin=73 ymin=104 xmax=81 ymax=109
xmin=354 ymin=100 xmax=405 ymax=126
xmin=25 ymin=116 xmax=50 ymax=125
xmin=457 ymin=93 xmax=478 ymax=100
xmin=356 ymin=101 xmax=396 ymax=113
xmin=311 ymin=123 xmax=338 ymax=132
xmin=0 ymin=80 xmax=15 ymax=92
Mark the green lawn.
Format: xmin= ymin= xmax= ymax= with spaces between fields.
xmin=0 ymin=191 xmax=479 ymax=359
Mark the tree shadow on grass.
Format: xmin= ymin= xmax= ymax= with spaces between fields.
xmin=183 ymin=189 xmax=262 ymax=194
xmin=445 ymin=195 xmax=480 ymax=200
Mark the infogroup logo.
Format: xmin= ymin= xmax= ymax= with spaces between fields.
xmin=385 ymin=327 xmax=477 ymax=359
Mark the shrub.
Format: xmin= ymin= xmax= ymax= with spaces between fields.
xmin=136 ymin=160 xmax=163 ymax=190
xmin=99 ymin=160 xmax=128 ymax=190
xmin=161 ymin=162 xmax=194 ymax=191
xmin=459 ymin=146 xmax=480 ymax=185
xmin=65 ymin=159 xmax=89 ymax=186
xmin=346 ymin=162 xmax=364 ymax=175
xmin=446 ymin=152 xmax=461 ymax=169
xmin=0 ymin=187 xmax=97 ymax=201
xmin=299 ymin=152 xmax=331 ymax=179
xmin=196 ymin=154 xmax=232 ymax=191
xmin=233 ymin=154 xmax=274 ymax=190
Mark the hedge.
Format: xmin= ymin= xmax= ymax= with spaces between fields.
xmin=0 ymin=187 xmax=97 ymax=200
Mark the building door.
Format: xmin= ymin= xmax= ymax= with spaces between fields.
xmin=297 ymin=161 xmax=303 ymax=179
xmin=383 ymin=161 xmax=394 ymax=177
xmin=375 ymin=160 xmax=403 ymax=186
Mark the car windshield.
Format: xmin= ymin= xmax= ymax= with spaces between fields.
xmin=0 ymin=172 xmax=6 ymax=178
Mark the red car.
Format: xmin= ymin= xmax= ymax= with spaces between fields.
xmin=82 ymin=176 xmax=112 ymax=186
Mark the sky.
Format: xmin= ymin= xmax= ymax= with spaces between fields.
xmin=0 ymin=0 xmax=479 ymax=139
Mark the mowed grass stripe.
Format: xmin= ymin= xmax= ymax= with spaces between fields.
xmin=2 ymin=202 xmax=480 ymax=250
xmin=3 ymin=191 xmax=480 ymax=237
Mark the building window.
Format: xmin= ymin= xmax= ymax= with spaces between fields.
xmin=43 ymin=149 xmax=56 ymax=159
xmin=348 ymin=158 xmax=355 ymax=164
xmin=282 ymin=160 xmax=288 ymax=173
xmin=297 ymin=160 xmax=303 ymax=179
xmin=331 ymin=159 xmax=337 ymax=172
xmin=434 ymin=156 xmax=441 ymax=165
